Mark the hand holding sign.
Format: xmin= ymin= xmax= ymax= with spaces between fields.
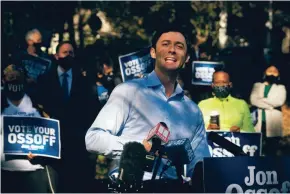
xmin=230 ymin=126 xmax=241 ymax=132
xmin=3 ymin=116 xmax=61 ymax=159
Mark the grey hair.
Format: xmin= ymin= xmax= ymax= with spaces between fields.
xmin=25 ymin=28 xmax=42 ymax=42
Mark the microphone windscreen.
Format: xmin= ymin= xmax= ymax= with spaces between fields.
xmin=119 ymin=142 xmax=147 ymax=183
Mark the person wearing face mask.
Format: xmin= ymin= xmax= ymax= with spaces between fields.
xmin=250 ymin=65 xmax=287 ymax=155
xmin=13 ymin=28 xmax=52 ymax=98
xmin=1 ymin=64 xmax=58 ymax=193
xmin=198 ymin=70 xmax=255 ymax=133
xmin=36 ymin=41 xmax=101 ymax=192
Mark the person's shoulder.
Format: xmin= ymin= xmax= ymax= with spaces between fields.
xmin=273 ymin=83 xmax=286 ymax=90
xmin=253 ymin=82 xmax=263 ymax=87
xmin=117 ymin=78 xmax=146 ymax=89
xmin=198 ymin=97 xmax=215 ymax=106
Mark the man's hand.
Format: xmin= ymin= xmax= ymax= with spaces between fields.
xmin=142 ymin=139 xmax=152 ymax=152
xmin=207 ymin=124 xmax=220 ymax=130
xmin=27 ymin=152 xmax=36 ymax=160
xmin=230 ymin=126 xmax=240 ymax=132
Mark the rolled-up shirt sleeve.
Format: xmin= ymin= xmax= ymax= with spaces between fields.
xmin=85 ymin=82 xmax=137 ymax=158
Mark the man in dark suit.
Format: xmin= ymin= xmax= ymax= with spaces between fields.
xmin=36 ymin=41 xmax=100 ymax=192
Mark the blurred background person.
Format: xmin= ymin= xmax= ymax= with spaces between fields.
xmin=1 ymin=64 xmax=57 ymax=193
xmin=36 ymin=41 xmax=101 ymax=192
xmin=198 ymin=70 xmax=255 ymax=132
xmin=250 ymin=65 xmax=287 ymax=155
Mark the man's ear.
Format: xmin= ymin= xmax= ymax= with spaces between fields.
xmin=150 ymin=47 xmax=156 ymax=59
xmin=229 ymin=82 xmax=233 ymax=88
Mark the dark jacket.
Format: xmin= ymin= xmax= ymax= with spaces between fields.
xmin=35 ymin=65 xmax=101 ymax=162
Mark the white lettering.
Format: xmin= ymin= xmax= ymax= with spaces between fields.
xmin=245 ymin=189 xmax=255 ymax=193
xmin=266 ymin=171 xmax=278 ymax=184
xmin=125 ymin=68 xmax=131 ymax=76
xmin=50 ymin=128 xmax=55 ymax=136
xmin=17 ymin=133 xmax=25 ymax=144
xmin=225 ymin=184 xmax=243 ymax=193
xmin=8 ymin=125 xmax=14 ymax=133
xmin=49 ymin=136 xmax=56 ymax=146
xmin=34 ymin=134 xmax=42 ymax=144
xmin=38 ymin=127 xmax=44 ymax=134
xmin=26 ymin=134 xmax=33 ymax=144
xmin=14 ymin=125 xmax=21 ymax=133
xmin=256 ymin=189 xmax=267 ymax=193
xmin=256 ymin=171 xmax=267 ymax=185
xmin=245 ymin=166 xmax=256 ymax=186
xmin=8 ymin=133 xmax=17 ymax=144
xmin=243 ymin=145 xmax=258 ymax=156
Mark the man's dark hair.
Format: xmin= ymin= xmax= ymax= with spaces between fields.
xmin=55 ymin=41 xmax=73 ymax=54
xmin=151 ymin=24 xmax=192 ymax=54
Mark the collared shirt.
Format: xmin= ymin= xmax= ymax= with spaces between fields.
xmin=57 ymin=66 xmax=72 ymax=95
xmin=198 ymin=95 xmax=255 ymax=132
xmin=86 ymin=71 xmax=210 ymax=179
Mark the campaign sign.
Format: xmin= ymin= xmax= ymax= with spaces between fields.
xmin=119 ymin=47 xmax=154 ymax=82
xmin=207 ymin=131 xmax=262 ymax=157
xmin=2 ymin=116 xmax=61 ymax=159
xmin=192 ymin=61 xmax=224 ymax=85
xmin=21 ymin=54 xmax=51 ymax=80
xmin=203 ymin=156 xmax=290 ymax=193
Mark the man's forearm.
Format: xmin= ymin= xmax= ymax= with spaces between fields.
xmin=85 ymin=128 xmax=137 ymax=159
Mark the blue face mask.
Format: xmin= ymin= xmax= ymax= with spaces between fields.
xmin=213 ymin=85 xmax=231 ymax=98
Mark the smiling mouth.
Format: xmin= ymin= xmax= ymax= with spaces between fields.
xmin=165 ymin=57 xmax=177 ymax=62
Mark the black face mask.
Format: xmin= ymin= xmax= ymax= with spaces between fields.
xmin=4 ymin=80 xmax=25 ymax=101
xmin=33 ymin=43 xmax=42 ymax=54
xmin=213 ymin=85 xmax=231 ymax=98
xmin=58 ymin=55 xmax=74 ymax=70
xmin=264 ymin=75 xmax=279 ymax=84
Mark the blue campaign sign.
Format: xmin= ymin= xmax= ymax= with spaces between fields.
xmin=207 ymin=131 xmax=262 ymax=157
xmin=118 ymin=47 xmax=154 ymax=82
xmin=21 ymin=54 xmax=52 ymax=81
xmin=2 ymin=116 xmax=61 ymax=159
xmin=203 ymin=156 xmax=290 ymax=193
xmin=192 ymin=61 xmax=224 ymax=85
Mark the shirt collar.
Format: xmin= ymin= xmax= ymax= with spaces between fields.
xmin=213 ymin=94 xmax=233 ymax=101
xmin=145 ymin=70 xmax=184 ymax=96
xmin=57 ymin=66 xmax=72 ymax=78
xmin=7 ymin=94 xmax=31 ymax=109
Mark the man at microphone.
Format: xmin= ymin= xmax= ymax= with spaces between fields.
xmin=85 ymin=24 xmax=210 ymax=180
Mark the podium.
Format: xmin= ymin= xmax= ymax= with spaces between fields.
xmin=202 ymin=156 xmax=290 ymax=193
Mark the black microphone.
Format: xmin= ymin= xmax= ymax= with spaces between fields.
xmin=163 ymin=138 xmax=194 ymax=182
xmin=164 ymin=138 xmax=194 ymax=165
xmin=118 ymin=142 xmax=147 ymax=184
xmin=207 ymin=132 xmax=247 ymax=156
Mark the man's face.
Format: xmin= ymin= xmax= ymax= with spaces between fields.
xmin=150 ymin=31 xmax=189 ymax=72
xmin=27 ymin=32 xmax=42 ymax=46
xmin=55 ymin=43 xmax=75 ymax=59
xmin=212 ymin=72 xmax=232 ymax=87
